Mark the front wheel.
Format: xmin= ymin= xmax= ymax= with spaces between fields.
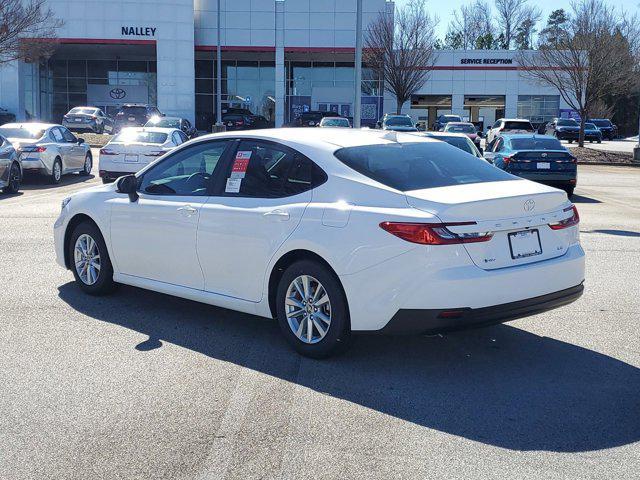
xmin=81 ymin=153 xmax=92 ymax=175
xmin=276 ymin=260 xmax=350 ymax=358
xmin=68 ymin=221 xmax=116 ymax=295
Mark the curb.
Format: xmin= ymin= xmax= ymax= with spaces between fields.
xmin=577 ymin=161 xmax=640 ymax=167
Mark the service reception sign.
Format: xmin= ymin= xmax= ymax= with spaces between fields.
xmin=87 ymin=85 xmax=149 ymax=106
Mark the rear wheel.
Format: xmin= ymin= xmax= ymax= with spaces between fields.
xmin=276 ymin=260 xmax=350 ymax=358
xmin=68 ymin=221 xmax=116 ymax=295
xmin=2 ymin=162 xmax=21 ymax=193
xmin=564 ymin=186 xmax=575 ymax=198
xmin=50 ymin=158 xmax=62 ymax=184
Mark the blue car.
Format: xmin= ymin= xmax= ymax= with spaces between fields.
xmin=583 ymin=122 xmax=603 ymax=143
xmin=485 ymin=134 xmax=577 ymax=197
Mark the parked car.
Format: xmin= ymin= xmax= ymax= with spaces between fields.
xmin=423 ymin=132 xmax=485 ymax=159
xmin=297 ymin=111 xmax=336 ymax=127
xmin=113 ymin=104 xmax=163 ymax=133
xmin=54 ymin=128 xmax=584 ymax=358
xmin=145 ymin=116 xmax=197 ymax=138
xmin=588 ymin=118 xmax=617 ymax=140
xmin=62 ymin=106 xmax=114 ymax=134
xmin=442 ymin=122 xmax=482 ymax=151
xmin=0 ymin=123 xmax=92 ymax=184
xmin=0 ymin=107 xmax=16 ymax=125
xmin=222 ymin=113 xmax=269 ymax=131
xmin=318 ymin=117 xmax=351 ymax=128
xmin=544 ymin=118 xmax=581 ymax=142
xmin=583 ymin=122 xmax=603 ymax=143
xmin=432 ymin=114 xmax=463 ymax=131
xmin=378 ymin=114 xmax=418 ymax=132
xmin=484 ymin=134 xmax=577 ymax=197
xmin=98 ymin=127 xmax=187 ymax=183
xmin=486 ymin=118 xmax=535 ymax=145
xmin=0 ymin=133 xmax=21 ymax=193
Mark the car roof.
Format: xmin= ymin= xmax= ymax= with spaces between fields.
xmin=423 ymin=131 xmax=470 ymax=139
xmin=499 ymin=133 xmax=556 ymax=139
xmin=498 ymin=118 xmax=532 ymax=122
xmin=69 ymin=106 xmax=98 ymax=109
xmin=116 ymin=127 xmax=177 ymax=134
xmin=148 ymin=116 xmax=182 ymax=121
xmin=445 ymin=122 xmax=475 ymax=126
xmin=197 ymin=127 xmax=437 ymax=149
xmin=1 ymin=122 xmax=56 ymax=129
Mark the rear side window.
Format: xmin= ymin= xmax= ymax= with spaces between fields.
xmin=334 ymin=142 xmax=514 ymax=192
xmin=439 ymin=136 xmax=477 ymax=156
xmin=223 ymin=140 xmax=326 ymax=198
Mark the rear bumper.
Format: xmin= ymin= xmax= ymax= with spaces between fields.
xmin=99 ymin=169 xmax=138 ymax=181
xmin=509 ymin=171 xmax=576 ymax=185
xmin=63 ymin=122 xmax=96 ymax=131
xmin=380 ymin=283 xmax=584 ymax=335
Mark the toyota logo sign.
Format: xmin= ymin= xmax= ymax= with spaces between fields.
xmin=110 ymin=88 xmax=126 ymax=100
xmin=524 ymin=199 xmax=536 ymax=212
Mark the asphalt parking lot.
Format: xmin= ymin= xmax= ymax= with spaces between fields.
xmin=1 ymin=156 xmax=639 ymax=479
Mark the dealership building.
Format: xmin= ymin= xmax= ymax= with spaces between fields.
xmin=0 ymin=0 xmax=572 ymax=131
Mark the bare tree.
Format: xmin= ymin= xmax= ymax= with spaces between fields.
xmin=518 ymin=0 xmax=639 ymax=146
xmin=495 ymin=0 xmax=541 ymax=49
xmin=445 ymin=1 xmax=496 ymax=49
xmin=0 ymin=0 xmax=62 ymax=64
xmin=364 ymin=0 xmax=438 ymax=114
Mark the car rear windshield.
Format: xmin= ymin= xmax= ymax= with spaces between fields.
xmin=118 ymin=106 xmax=147 ymax=115
xmin=584 ymin=123 xmax=597 ymax=130
xmin=503 ymin=121 xmax=534 ymax=130
xmin=301 ymin=113 xmax=322 ymax=121
xmin=150 ymin=118 xmax=181 ymax=128
xmin=0 ymin=127 xmax=45 ymax=139
xmin=385 ymin=116 xmax=413 ymax=126
xmin=113 ymin=131 xmax=168 ymax=144
xmin=437 ymin=136 xmax=478 ymax=156
xmin=69 ymin=108 xmax=97 ymax=115
xmin=557 ymin=119 xmax=578 ymax=126
xmin=591 ymin=119 xmax=612 ymax=127
xmin=334 ymin=142 xmax=514 ymax=191
xmin=510 ymin=137 xmax=563 ymax=150
xmin=446 ymin=124 xmax=475 ymax=133
xmin=322 ymin=118 xmax=350 ymax=127
xmin=442 ymin=116 xmax=462 ymax=122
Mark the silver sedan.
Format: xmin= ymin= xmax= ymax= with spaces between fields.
xmin=0 ymin=134 xmax=20 ymax=193
xmin=0 ymin=123 xmax=93 ymax=184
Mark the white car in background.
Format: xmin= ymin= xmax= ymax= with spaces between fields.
xmin=98 ymin=127 xmax=188 ymax=183
xmin=486 ymin=118 xmax=536 ymax=146
xmin=0 ymin=123 xmax=92 ymax=184
xmin=54 ymin=129 xmax=585 ymax=358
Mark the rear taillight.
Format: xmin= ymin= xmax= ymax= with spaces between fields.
xmin=379 ymin=222 xmax=493 ymax=245
xmin=21 ymin=145 xmax=46 ymax=153
xmin=503 ymin=155 xmax=513 ymax=166
xmin=99 ymin=148 xmax=117 ymax=155
xmin=549 ymin=205 xmax=579 ymax=230
xmin=235 ymin=121 xmax=244 ymax=126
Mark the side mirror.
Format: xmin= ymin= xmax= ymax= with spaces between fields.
xmin=117 ymin=174 xmax=139 ymax=202
xmin=77 ymin=138 xmax=85 ymax=144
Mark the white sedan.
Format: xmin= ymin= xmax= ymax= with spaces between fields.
xmin=98 ymin=127 xmax=188 ymax=183
xmin=54 ymin=129 xmax=585 ymax=357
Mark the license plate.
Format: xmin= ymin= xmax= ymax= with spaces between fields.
xmin=309 ymin=121 xmax=315 ymax=126
xmin=128 ymin=116 xmax=136 ymax=121
xmin=74 ymin=118 xmax=82 ymax=122
xmin=537 ymin=162 xmax=551 ymax=169
xmin=508 ymin=229 xmax=542 ymax=259
xmin=124 ymin=154 xmax=139 ymax=163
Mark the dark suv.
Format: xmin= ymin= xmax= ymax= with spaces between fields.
xmin=588 ymin=118 xmax=617 ymax=140
xmin=297 ymin=111 xmax=337 ymax=127
xmin=545 ymin=118 xmax=581 ymax=142
xmin=432 ymin=114 xmax=463 ymax=131
xmin=221 ymin=113 xmax=269 ymax=131
xmin=114 ymin=104 xmax=163 ymax=132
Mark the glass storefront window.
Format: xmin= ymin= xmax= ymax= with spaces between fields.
xmin=517 ymin=95 xmax=560 ymax=125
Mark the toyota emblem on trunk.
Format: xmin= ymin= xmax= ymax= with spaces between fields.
xmin=110 ymin=88 xmax=126 ymax=100
xmin=524 ymin=199 xmax=535 ymax=212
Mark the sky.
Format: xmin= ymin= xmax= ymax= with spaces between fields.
xmin=393 ymin=0 xmax=640 ymax=40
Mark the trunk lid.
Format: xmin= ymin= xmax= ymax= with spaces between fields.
xmin=405 ymin=180 xmax=575 ymax=270
xmin=509 ymin=150 xmax=576 ymax=172
xmin=102 ymin=142 xmax=169 ymax=165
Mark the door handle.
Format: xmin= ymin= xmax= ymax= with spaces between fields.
xmin=177 ymin=205 xmax=198 ymax=216
xmin=263 ymin=209 xmax=290 ymax=221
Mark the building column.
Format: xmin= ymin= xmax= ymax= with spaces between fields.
xmin=505 ymin=93 xmax=518 ymax=118
xmin=156 ymin=37 xmax=195 ymax=123
xmin=275 ymin=0 xmax=285 ymax=127
xmin=451 ymin=94 xmax=464 ymax=117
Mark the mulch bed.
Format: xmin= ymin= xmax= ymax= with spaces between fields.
xmin=81 ymin=133 xmax=112 ymax=148
xmin=572 ymin=147 xmax=638 ymax=166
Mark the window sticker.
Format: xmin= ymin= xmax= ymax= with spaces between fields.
xmin=225 ymin=177 xmax=242 ymax=193
xmin=231 ymin=151 xmax=251 ymax=179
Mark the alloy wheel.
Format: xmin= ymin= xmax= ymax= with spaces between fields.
xmin=84 ymin=155 xmax=92 ymax=174
xmin=285 ymin=275 xmax=332 ymax=344
xmin=74 ymin=234 xmax=101 ymax=285
xmin=8 ymin=163 xmax=20 ymax=191
xmin=53 ymin=161 xmax=61 ymax=182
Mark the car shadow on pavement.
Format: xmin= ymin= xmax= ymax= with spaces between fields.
xmin=20 ymin=173 xmax=96 ymax=190
xmin=58 ymin=282 xmax=640 ymax=454
xmin=571 ymin=194 xmax=602 ymax=204
xmin=584 ymin=229 xmax=640 ymax=237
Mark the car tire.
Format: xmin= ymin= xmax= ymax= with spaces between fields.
xmin=564 ymin=186 xmax=575 ymax=198
xmin=597 ymin=139 xmax=602 ymax=144
xmin=68 ymin=221 xmax=116 ymax=295
xmin=276 ymin=260 xmax=351 ymax=358
xmin=81 ymin=153 xmax=92 ymax=176
xmin=50 ymin=158 xmax=62 ymax=184
xmin=2 ymin=161 xmax=21 ymax=193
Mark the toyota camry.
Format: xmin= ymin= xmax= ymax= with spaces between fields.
xmin=54 ymin=129 xmax=585 ymax=358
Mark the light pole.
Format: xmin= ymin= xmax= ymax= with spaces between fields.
xmin=215 ymin=0 xmax=223 ymax=130
xmin=354 ymin=0 xmax=363 ymax=128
